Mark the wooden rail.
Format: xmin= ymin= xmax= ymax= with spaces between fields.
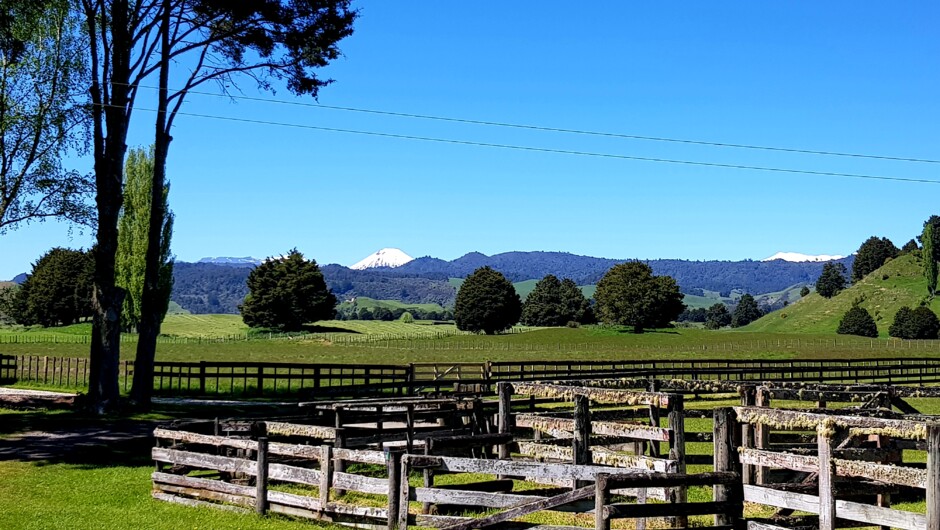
xmin=7 ymin=354 xmax=940 ymax=398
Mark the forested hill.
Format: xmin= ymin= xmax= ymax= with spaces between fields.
xmin=170 ymin=262 xmax=456 ymax=314
xmin=169 ymin=252 xmax=853 ymax=314
xmin=397 ymin=251 xmax=854 ymax=295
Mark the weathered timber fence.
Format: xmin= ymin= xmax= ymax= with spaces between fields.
xmin=7 ymin=354 xmax=940 ymax=397
xmin=727 ymin=406 xmax=940 ymax=530
xmin=151 ymin=414 xmax=705 ymax=530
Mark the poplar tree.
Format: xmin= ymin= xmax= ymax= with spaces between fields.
xmin=115 ymin=146 xmax=173 ymax=332
xmin=924 ymin=222 xmax=937 ymax=296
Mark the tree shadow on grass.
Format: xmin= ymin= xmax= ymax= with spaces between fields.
xmin=0 ymin=410 xmax=157 ymax=468
xmin=300 ymin=324 xmax=362 ymax=334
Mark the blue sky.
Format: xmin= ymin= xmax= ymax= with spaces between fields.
xmin=2 ymin=1 xmax=939 ymax=279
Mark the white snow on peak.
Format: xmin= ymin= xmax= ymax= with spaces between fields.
xmin=350 ymin=248 xmax=414 ymax=270
xmin=762 ymin=252 xmax=845 ymax=263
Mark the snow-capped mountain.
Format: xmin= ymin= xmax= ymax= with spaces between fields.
xmin=197 ymin=256 xmax=263 ymax=267
xmin=762 ymin=252 xmax=845 ymax=263
xmin=350 ymin=248 xmax=414 ymax=270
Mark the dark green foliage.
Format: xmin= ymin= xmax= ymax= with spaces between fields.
xmin=521 ymin=275 xmax=592 ymax=326
xmin=923 ymin=222 xmax=937 ymax=296
xmin=454 ymin=267 xmax=521 ymax=334
xmin=852 ymin=236 xmax=899 ymax=282
xmin=14 ymin=247 xmax=94 ymax=326
xmin=678 ymin=307 xmax=707 ymax=323
xmin=116 ymin=146 xmax=174 ymax=332
xmin=593 ymin=262 xmax=685 ymax=333
xmin=705 ymin=303 xmax=731 ymax=329
xmin=239 ymin=250 xmax=336 ymax=331
xmin=371 ymin=307 xmax=393 ymax=321
xmin=816 ymin=262 xmax=848 ymax=299
xmin=901 ymin=239 xmax=919 ymax=254
xmin=837 ymin=305 xmax=878 ymax=337
xmin=799 ymin=286 xmax=810 ymax=298
xmin=521 ymin=275 xmax=564 ymax=326
xmin=890 ymin=306 xmax=940 ymax=339
xmin=731 ymin=294 xmax=761 ymax=328
xmin=560 ymin=278 xmax=594 ymax=324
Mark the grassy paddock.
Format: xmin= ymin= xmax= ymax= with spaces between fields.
xmin=2 ymin=326 xmax=940 ymax=365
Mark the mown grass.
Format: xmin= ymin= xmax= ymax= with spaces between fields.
xmin=3 ymin=324 xmax=940 ymax=365
xmin=0 ymin=462 xmax=339 ymax=530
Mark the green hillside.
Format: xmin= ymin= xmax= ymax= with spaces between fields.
xmin=336 ymin=296 xmax=444 ymax=312
xmin=743 ymin=253 xmax=939 ymax=336
xmin=452 ymin=277 xmax=595 ymax=301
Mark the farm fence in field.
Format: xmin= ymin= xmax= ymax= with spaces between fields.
xmin=5 ymin=354 xmax=940 ymax=397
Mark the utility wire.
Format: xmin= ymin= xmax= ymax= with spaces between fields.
xmin=129 ymin=83 xmax=940 ymax=165
xmin=119 ymin=104 xmax=940 ymax=185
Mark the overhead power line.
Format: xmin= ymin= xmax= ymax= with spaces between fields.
xmin=130 ymin=83 xmax=940 ymax=165
xmin=117 ymin=104 xmax=940 ymax=185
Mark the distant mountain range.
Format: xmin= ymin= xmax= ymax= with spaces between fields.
xmin=166 ymin=250 xmax=852 ymax=315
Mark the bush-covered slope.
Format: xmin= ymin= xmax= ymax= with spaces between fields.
xmin=743 ymin=253 xmax=939 ymax=336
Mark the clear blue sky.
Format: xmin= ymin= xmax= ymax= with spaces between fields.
xmin=2 ymin=1 xmax=939 ymax=280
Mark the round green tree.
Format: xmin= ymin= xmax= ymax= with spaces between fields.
xmin=454 ymin=266 xmax=521 ymax=334
xmin=704 ymin=303 xmax=731 ymax=330
xmin=593 ymin=262 xmax=684 ymax=333
xmin=799 ymin=286 xmax=810 ymax=298
xmin=816 ymin=262 xmax=847 ymax=299
xmin=15 ymin=247 xmax=94 ymax=327
xmin=851 ymin=236 xmax=898 ymax=282
xmin=837 ymin=305 xmax=878 ymax=338
xmin=521 ymin=275 xmax=565 ymax=326
xmin=730 ymin=294 xmax=761 ymax=328
xmin=239 ymin=249 xmax=336 ymax=331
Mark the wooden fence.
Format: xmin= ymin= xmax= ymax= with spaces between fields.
xmin=6 ymin=354 xmax=940 ymax=397
xmin=728 ymin=406 xmax=940 ymax=530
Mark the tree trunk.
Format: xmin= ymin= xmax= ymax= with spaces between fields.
xmin=131 ymin=0 xmax=172 ymax=409
xmin=87 ymin=0 xmax=131 ymax=414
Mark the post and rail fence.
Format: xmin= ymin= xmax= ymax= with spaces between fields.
xmin=4 ymin=354 xmax=940 ymax=397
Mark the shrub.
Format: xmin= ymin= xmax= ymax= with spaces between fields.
xmin=837 ymin=306 xmax=878 ymax=338
xmin=400 ymin=311 xmax=415 ymax=323
xmin=889 ymin=306 xmax=940 ymax=339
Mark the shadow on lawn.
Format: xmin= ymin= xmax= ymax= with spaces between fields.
xmin=0 ymin=409 xmax=157 ymax=467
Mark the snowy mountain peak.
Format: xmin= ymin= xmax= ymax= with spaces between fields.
xmin=351 ymin=248 xmax=414 ymax=270
xmin=762 ymin=252 xmax=845 ymax=263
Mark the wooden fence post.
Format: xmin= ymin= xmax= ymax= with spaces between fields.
xmin=256 ymin=437 xmax=269 ymax=515
xmin=595 ymin=473 xmax=609 ymax=530
xmin=817 ymin=423 xmax=837 ymax=530
xmin=497 ymin=382 xmax=513 ymax=460
xmin=927 ymin=423 xmax=940 ymax=530
xmin=199 ymin=361 xmax=207 ymax=394
xmin=319 ymin=444 xmax=332 ymax=515
xmin=667 ymin=394 xmax=687 ymax=528
xmin=755 ymin=386 xmax=771 ymax=485
xmin=573 ymin=394 xmax=592 ymax=489
xmin=740 ymin=385 xmax=756 ymax=485
xmin=713 ymin=407 xmax=741 ymax=527
xmin=386 ymin=449 xmax=404 ymax=530
xmin=397 ymin=455 xmax=411 ymax=530
xmin=334 ymin=428 xmax=346 ymax=496
xmin=648 ymin=379 xmax=661 ymax=457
